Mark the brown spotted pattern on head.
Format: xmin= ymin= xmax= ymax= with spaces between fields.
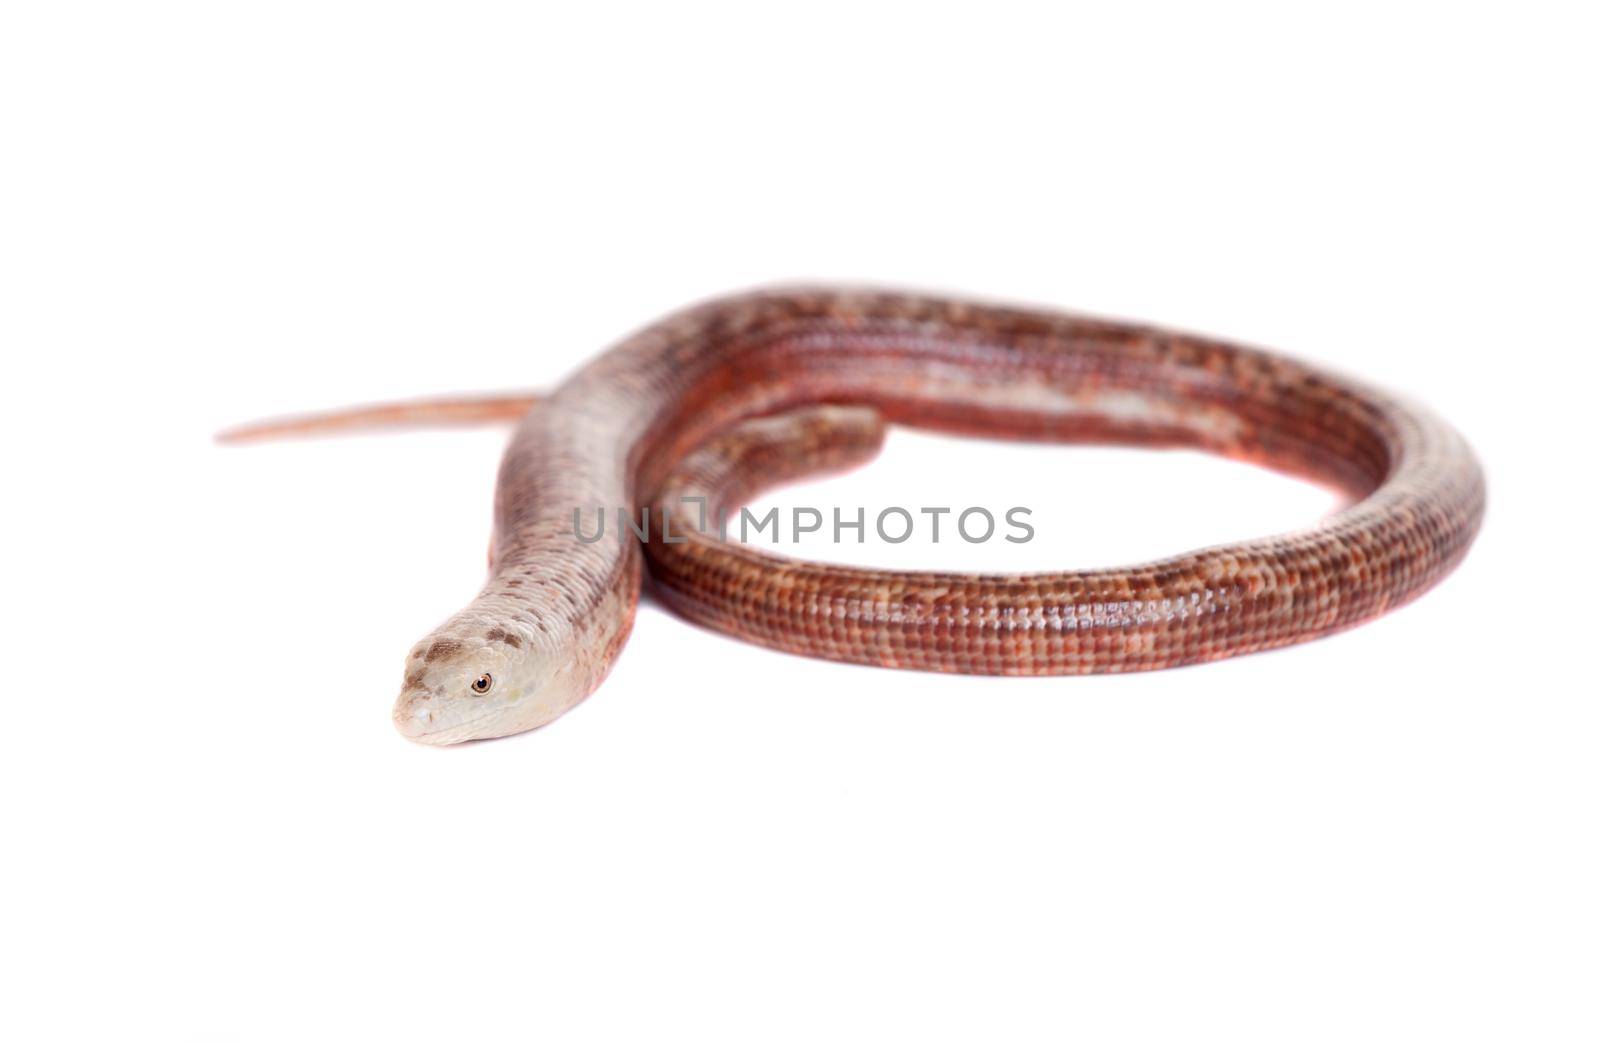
xmin=423 ymin=638 xmax=465 ymax=664
xmin=485 ymin=627 xmax=523 ymax=649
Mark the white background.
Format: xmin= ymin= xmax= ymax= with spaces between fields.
xmin=3 ymin=2 xmax=1596 ymax=1038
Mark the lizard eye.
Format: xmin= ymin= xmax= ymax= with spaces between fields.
xmin=470 ymin=673 xmax=493 ymax=695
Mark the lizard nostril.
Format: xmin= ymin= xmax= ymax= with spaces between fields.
xmin=393 ymin=693 xmax=438 ymax=738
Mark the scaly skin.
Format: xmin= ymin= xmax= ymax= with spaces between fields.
xmin=383 ymin=288 xmax=1484 ymax=744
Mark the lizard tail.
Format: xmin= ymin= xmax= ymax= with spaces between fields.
xmin=215 ymin=392 xmax=542 ymax=444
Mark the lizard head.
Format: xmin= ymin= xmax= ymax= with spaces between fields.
xmin=391 ymin=610 xmax=576 ymax=745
